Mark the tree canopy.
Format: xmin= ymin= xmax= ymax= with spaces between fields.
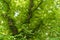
xmin=0 ymin=0 xmax=60 ymax=40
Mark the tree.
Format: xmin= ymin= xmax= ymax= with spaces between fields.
xmin=0 ymin=0 xmax=60 ymax=40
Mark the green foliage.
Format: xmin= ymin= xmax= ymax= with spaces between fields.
xmin=0 ymin=0 xmax=60 ymax=40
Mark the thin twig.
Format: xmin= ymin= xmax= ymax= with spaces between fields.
xmin=32 ymin=0 xmax=43 ymax=13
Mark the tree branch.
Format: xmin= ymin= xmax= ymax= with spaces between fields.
xmin=26 ymin=0 xmax=34 ymax=23
xmin=2 ymin=0 xmax=18 ymax=36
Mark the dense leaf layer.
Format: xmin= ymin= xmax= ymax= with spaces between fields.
xmin=0 ymin=0 xmax=60 ymax=40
